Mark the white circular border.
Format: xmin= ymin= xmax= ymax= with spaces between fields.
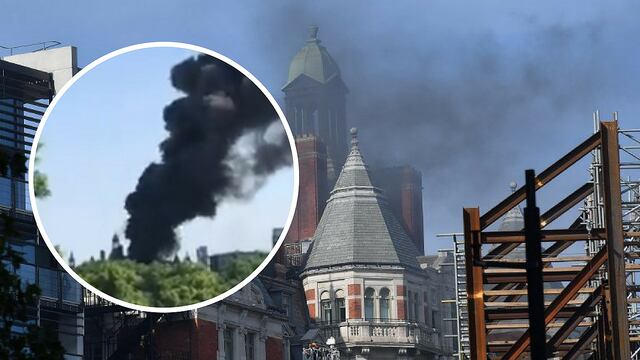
xmin=28 ymin=42 xmax=300 ymax=313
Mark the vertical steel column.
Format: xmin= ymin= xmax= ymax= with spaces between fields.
xmin=464 ymin=207 xmax=487 ymax=359
xmin=524 ymin=169 xmax=547 ymax=360
xmin=600 ymin=120 xmax=630 ymax=359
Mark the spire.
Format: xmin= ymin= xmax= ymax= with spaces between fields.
xmin=350 ymin=127 xmax=359 ymax=149
xmin=332 ymin=127 xmax=371 ymax=191
xmin=68 ymin=252 xmax=75 ymax=268
xmin=343 ymin=127 xmax=365 ymax=167
xmin=304 ymin=129 xmax=421 ymax=272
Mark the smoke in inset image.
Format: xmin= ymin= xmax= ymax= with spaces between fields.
xmin=33 ymin=46 xmax=295 ymax=308
xmin=125 ymin=55 xmax=291 ymax=263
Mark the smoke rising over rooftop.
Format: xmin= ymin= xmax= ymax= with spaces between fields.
xmin=125 ymin=54 xmax=291 ymax=263
xmin=242 ymin=3 xmax=636 ymax=251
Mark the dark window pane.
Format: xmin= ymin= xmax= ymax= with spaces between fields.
xmin=38 ymin=267 xmax=60 ymax=299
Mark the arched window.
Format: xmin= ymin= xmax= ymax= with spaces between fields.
xmin=379 ymin=288 xmax=390 ymax=321
xmin=320 ymin=291 xmax=332 ymax=323
xmin=364 ymin=288 xmax=375 ymax=320
xmin=334 ymin=289 xmax=346 ymax=322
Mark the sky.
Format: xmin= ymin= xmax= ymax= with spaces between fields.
xmin=33 ymin=47 xmax=294 ymax=263
xmin=3 ymin=1 xmax=640 ymax=255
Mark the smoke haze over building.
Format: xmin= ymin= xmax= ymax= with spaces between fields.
xmin=125 ymin=55 xmax=291 ymax=263
xmin=239 ymin=2 xmax=637 ymax=251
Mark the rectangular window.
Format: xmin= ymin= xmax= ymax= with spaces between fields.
xmin=432 ymin=310 xmax=438 ymax=328
xmin=62 ymin=273 xmax=82 ymax=304
xmin=224 ymin=328 xmax=234 ymax=360
xmin=282 ymin=293 xmax=290 ymax=317
xmin=17 ymin=264 xmax=35 ymax=290
xmin=321 ymin=300 xmax=332 ymax=323
xmin=245 ymin=332 xmax=255 ymax=360
xmin=38 ymin=267 xmax=60 ymax=299
xmin=10 ymin=243 xmax=35 ymax=264
xmin=335 ymin=298 xmax=346 ymax=322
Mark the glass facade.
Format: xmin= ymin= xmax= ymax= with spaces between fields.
xmin=1 ymin=59 xmax=83 ymax=359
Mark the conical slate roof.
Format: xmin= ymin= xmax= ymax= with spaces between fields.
xmin=304 ymin=128 xmax=421 ymax=271
xmin=283 ymin=25 xmax=342 ymax=89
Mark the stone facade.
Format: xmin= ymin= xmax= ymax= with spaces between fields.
xmin=297 ymin=130 xmax=449 ymax=359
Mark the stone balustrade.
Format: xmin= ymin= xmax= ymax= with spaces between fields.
xmin=317 ymin=319 xmax=440 ymax=350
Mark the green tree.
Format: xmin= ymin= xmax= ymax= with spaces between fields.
xmin=76 ymin=260 xmax=227 ymax=307
xmin=221 ymin=253 xmax=267 ymax=286
xmin=33 ymin=144 xmax=50 ymax=198
xmin=76 ymin=253 xmax=267 ymax=307
xmin=0 ymin=213 xmax=65 ymax=359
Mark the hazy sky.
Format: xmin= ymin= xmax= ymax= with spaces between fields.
xmin=4 ymin=1 xmax=640 ymax=254
xmin=34 ymin=47 xmax=294 ymax=263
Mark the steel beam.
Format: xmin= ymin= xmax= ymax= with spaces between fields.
xmin=524 ymin=169 xmax=547 ymax=360
xmin=599 ymin=120 xmax=630 ymax=359
xmin=501 ymin=247 xmax=608 ymax=360
xmin=463 ymin=207 xmax=487 ymax=359
xmin=547 ymin=286 xmax=603 ymax=356
xmin=482 ymin=228 xmax=605 ymax=244
xmin=480 ymin=132 xmax=601 ymax=229
xmin=562 ymin=324 xmax=597 ymax=360
xmin=540 ymin=182 xmax=593 ymax=226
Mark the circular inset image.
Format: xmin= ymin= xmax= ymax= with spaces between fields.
xmin=29 ymin=42 xmax=298 ymax=312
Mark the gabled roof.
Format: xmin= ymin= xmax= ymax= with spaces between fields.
xmin=303 ymin=128 xmax=421 ymax=272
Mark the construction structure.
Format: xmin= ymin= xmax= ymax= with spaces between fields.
xmin=443 ymin=114 xmax=639 ymax=359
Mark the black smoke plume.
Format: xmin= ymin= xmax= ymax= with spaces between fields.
xmin=125 ymin=55 xmax=291 ymax=263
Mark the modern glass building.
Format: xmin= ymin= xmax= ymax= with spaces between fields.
xmin=0 ymin=57 xmax=84 ymax=359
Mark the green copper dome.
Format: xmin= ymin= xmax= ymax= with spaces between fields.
xmin=283 ymin=25 xmax=342 ymax=89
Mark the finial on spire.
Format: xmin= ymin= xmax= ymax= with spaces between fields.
xmin=350 ymin=127 xmax=359 ymax=147
xmin=307 ymin=25 xmax=320 ymax=43
xmin=309 ymin=25 xmax=319 ymax=39
xmin=509 ymin=181 xmax=517 ymax=193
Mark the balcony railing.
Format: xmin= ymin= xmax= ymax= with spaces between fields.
xmin=316 ymin=319 xmax=441 ymax=351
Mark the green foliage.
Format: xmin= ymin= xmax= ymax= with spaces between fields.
xmin=221 ymin=253 xmax=267 ymax=286
xmin=76 ymin=256 xmax=265 ymax=307
xmin=0 ymin=213 xmax=65 ymax=359
xmin=34 ymin=144 xmax=51 ymax=198
xmin=34 ymin=171 xmax=50 ymax=198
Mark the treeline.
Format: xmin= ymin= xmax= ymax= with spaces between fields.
xmin=76 ymin=253 xmax=266 ymax=307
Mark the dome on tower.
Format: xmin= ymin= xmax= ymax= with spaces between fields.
xmin=303 ymin=128 xmax=421 ymax=272
xmin=283 ymin=25 xmax=343 ymax=89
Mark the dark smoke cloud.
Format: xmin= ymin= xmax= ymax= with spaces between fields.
xmin=243 ymin=3 xmax=632 ymax=251
xmin=125 ymin=55 xmax=291 ymax=263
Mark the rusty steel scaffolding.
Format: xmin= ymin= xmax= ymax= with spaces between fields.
xmin=443 ymin=115 xmax=640 ymax=359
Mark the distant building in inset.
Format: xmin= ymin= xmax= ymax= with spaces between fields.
xmin=196 ymin=245 xmax=209 ymax=266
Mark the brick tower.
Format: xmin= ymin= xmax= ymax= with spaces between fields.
xmin=282 ymin=25 xmax=349 ymax=181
